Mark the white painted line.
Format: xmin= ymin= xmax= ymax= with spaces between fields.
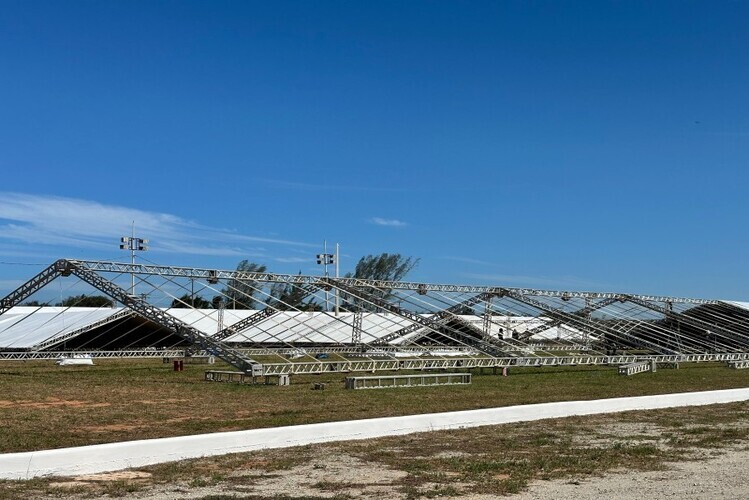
xmin=2 ymin=387 xmax=749 ymax=480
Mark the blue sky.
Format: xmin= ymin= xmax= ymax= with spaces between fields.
xmin=0 ymin=1 xmax=747 ymax=300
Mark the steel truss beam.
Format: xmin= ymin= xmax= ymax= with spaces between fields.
xmin=0 ymin=349 xmax=188 ymax=360
xmin=31 ymin=309 xmax=135 ymax=351
xmin=213 ymin=307 xmax=276 ymax=341
xmin=258 ymin=352 xmax=749 ymax=375
xmin=212 ymin=284 xmax=320 ymax=340
xmin=622 ymin=295 xmax=749 ymax=347
xmin=375 ymin=292 xmax=496 ymax=345
xmin=69 ymin=260 xmax=716 ymax=305
xmin=324 ymin=279 xmax=506 ymax=356
xmin=0 ymin=261 xmax=65 ymax=315
xmin=498 ymin=289 xmax=680 ymax=355
xmin=214 ymin=283 xmax=325 ymax=342
xmin=2 ymin=258 xmax=747 ymax=374
xmin=3 ymin=350 xmax=749 ymax=373
xmin=517 ymin=297 xmax=621 ymax=341
xmin=352 ymin=311 xmax=363 ymax=344
xmin=52 ymin=260 xmax=263 ymax=375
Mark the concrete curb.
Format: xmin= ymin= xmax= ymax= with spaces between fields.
xmin=2 ymin=387 xmax=749 ymax=479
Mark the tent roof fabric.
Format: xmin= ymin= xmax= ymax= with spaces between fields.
xmin=0 ymin=307 xmax=125 ymax=349
xmin=0 ymin=307 xmax=592 ymax=349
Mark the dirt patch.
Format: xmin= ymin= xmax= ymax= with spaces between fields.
xmin=434 ymin=450 xmax=472 ymax=458
xmin=74 ymin=471 xmax=152 ymax=482
xmin=48 ymin=471 xmax=153 ymax=494
xmin=0 ymin=399 xmax=110 ymax=409
xmin=572 ymin=421 xmax=667 ymax=448
xmin=132 ymin=399 xmax=190 ymax=405
xmin=47 ymin=481 xmax=88 ymax=490
xmin=511 ymin=448 xmax=749 ymax=500
xmin=245 ymin=452 xmax=408 ymax=499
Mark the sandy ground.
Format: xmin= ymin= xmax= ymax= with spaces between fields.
xmin=47 ymin=447 xmax=748 ymax=499
xmin=511 ymin=448 xmax=749 ymax=500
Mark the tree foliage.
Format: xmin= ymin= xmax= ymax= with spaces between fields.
xmin=223 ymin=260 xmax=268 ymax=309
xmin=269 ymin=272 xmax=320 ymax=311
xmin=344 ymin=253 xmax=419 ymax=311
xmin=170 ymin=294 xmax=212 ymax=309
xmin=21 ymin=300 xmax=47 ymax=306
xmin=56 ymin=294 xmax=114 ymax=307
xmin=350 ymin=253 xmax=419 ymax=281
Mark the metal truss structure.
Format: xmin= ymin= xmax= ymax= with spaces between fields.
xmin=2 ymin=259 xmax=749 ymax=377
xmin=31 ymin=309 xmax=136 ymax=351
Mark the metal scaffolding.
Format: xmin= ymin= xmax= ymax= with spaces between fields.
xmin=1 ymin=258 xmax=749 ymax=377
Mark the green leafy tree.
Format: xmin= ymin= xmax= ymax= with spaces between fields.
xmin=223 ymin=260 xmax=268 ymax=309
xmin=350 ymin=253 xmax=419 ymax=282
xmin=170 ymin=294 xmax=212 ymax=308
xmin=56 ymin=294 xmax=114 ymax=307
xmin=269 ymin=272 xmax=320 ymax=311
xmin=344 ymin=253 xmax=419 ymax=311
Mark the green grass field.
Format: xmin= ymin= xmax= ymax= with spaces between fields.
xmin=0 ymin=358 xmax=748 ymax=453
xmin=2 ymin=400 xmax=749 ymax=499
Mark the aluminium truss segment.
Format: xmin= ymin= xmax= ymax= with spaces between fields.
xmin=622 ymin=295 xmax=749 ymax=346
xmin=516 ymin=297 xmax=621 ymax=341
xmin=406 ymin=312 xmax=502 ymax=347
xmin=213 ymin=283 xmax=325 ymax=342
xmin=324 ymin=278 xmax=508 ymax=356
xmin=67 ymin=260 xmax=737 ymax=356
xmin=351 ymin=311 xmax=363 ymax=344
xmin=0 ymin=260 xmax=263 ymax=375
xmin=0 ymin=349 xmax=189 ymax=360
xmin=30 ymin=309 xmax=135 ymax=351
xmin=70 ymin=260 xmax=716 ymax=305
xmin=257 ymin=352 xmax=749 ymax=376
xmin=374 ymin=292 xmax=497 ymax=345
xmin=3 ymin=259 xmax=749 ymax=374
xmin=0 ymin=262 xmax=63 ymax=315
xmin=64 ymin=262 xmax=263 ymax=375
xmin=495 ymin=289 xmax=694 ymax=355
xmin=213 ymin=307 xmax=276 ymax=341
xmin=4 ymin=349 xmax=749 ymax=372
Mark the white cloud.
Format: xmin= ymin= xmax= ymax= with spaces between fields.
xmin=0 ymin=192 xmax=317 ymax=257
xmin=274 ymin=257 xmax=311 ymax=264
xmin=371 ymin=217 xmax=408 ymax=228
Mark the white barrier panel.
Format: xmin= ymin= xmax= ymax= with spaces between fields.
xmin=3 ymin=387 xmax=749 ymax=480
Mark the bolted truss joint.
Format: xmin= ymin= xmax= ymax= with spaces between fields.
xmin=207 ymin=270 xmax=219 ymax=284
xmin=55 ymin=260 xmax=75 ymax=277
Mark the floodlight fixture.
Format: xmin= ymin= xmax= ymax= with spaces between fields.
xmin=120 ymin=223 xmax=148 ymax=295
xmin=316 ymin=241 xmax=340 ymax=314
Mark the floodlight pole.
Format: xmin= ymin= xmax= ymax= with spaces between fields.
xmin=119 ymin=222 xmax=148 ymax=295
xmin=130 ymin=222 xmax=135 ymax=293
xmin=324 ymin=240 xmax=329 ymax=312
xmin=316 ymin=241 xmax=338 ymax=314
xmin=335 ymin=243 xmax=340 ymax=316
